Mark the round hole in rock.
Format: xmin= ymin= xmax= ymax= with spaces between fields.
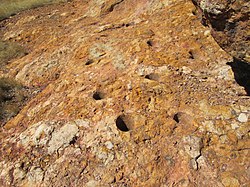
xmin=147 ymin=40 xmax=153 ymax=47
xmin=116 ymin=115 xmax=129 ymax=132
xmin=93 ymin=91 xmax=103 ymax=100
xmin=85 ymin=59 xmax=94 ymax=65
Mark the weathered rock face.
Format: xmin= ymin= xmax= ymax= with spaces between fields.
xmin=0 ymin=0 xmax=249 ymax=186
xmin=192 ymin=0 xmax=250 ymax=63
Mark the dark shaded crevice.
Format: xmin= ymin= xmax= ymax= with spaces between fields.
xmin=85 ymin=59 xmax=94 ymax=65
xmin=173 ymin=113 xmax=180 ymax=123
xmin=116 ymin=115 xmax=129 ymax=132
xmin=227 ymin=58 xmax=250 ymax=96
xmin=107 ymin=0 xmax=124 ymax=13
xmin=101 ymin=0 xmax=124 ymax=15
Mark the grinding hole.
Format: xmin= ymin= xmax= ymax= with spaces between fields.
xmin=116 ymin=116 xmax=129 ymax=132
xmin=147 ymin=40 xmax=153 ymax=47
xmin=85 ymin=59 xmax=94 ymax=65
xmin=93 ymin=91 xmax=103 ymax=100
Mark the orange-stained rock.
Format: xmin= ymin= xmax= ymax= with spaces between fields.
xmin=0 ymin=0 xmax=249 ymax=186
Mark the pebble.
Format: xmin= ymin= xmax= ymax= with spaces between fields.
xmin=231 ymin=123 xmax=239 ymax=130
xmin=105 ymin=141 xmax=114 ymax=150
xmin=204 ymin=30 xmax=211 ymax=36
xmin=238 ymin=113 xmax=248 ymax=123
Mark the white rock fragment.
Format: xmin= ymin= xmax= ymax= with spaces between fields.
xmin=105 ymin=141 xmax=114 ymax=150
xmin=13 ymin=167 xmax=26 ymax=182
xmin=182 ymin=66 xmax=192 ymax=74
xmin=231 ymin=123 xmax=239 ymax=130
xmin=27 ymin=167 xmax=44 ymax=183
xmin=183 ymin=136 xmax=202 ymax=158
xmin=190 ymin=158 xmax=198 ymax=170
xmin=48 ymin=122 xmax=79 ymax=154
xmin=204 ymin=30 xmax=211 ymax=37
xmin=74 ymin=119 xmax=90 ymax=128
xmin=196 ymin=155 xmax=206 ymax=169
xmin=238 ymin=113 xmax=248 ymax=123
xmin=33 ymin=123 xmax=53 ymax=146
xmin=86 ymin=180 xmax=98 ymax=187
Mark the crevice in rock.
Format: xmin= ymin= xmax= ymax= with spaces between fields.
xmin=106 ymin=0 xmax=124 ymax=13
xmin=173 ymin=113 xmax=180 ymax=123
xmin=227 ymin=58 xmax=250 ymax=96
xmin=188 ymin=51 xmax=194 ymax=59
xmin=101 ymin=0 xmax=124 ymax=15
xmin=85 ymin=59 xmax=94 ymax=65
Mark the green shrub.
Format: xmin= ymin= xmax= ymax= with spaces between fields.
xmin=0 ymin=0 xmax=68 ymax=20
xmin=0 ymin=77 xmax=28 ymax=125
xmin=0 ymin=40 xmax=27 ymax=66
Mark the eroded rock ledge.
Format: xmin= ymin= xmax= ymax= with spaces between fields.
xmin=192 ymin=0 xmax=250 ymax=63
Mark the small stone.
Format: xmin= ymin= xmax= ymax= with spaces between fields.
xmin=183 ymin=136 xmax=202 ymax=158
xmin=196 ymin=156 xmax=206 ymax=169
xmin=13 ymin=168 xmax=26 ymax=182
xmin=105 ymin=141 xmax=114 ymax=150
xmin=238 ymin=113 xmax=248 ymax=123
xmin=182 ymin=66 xmax=192 ymax=74
xmin=48 ymin=122 xmax=79 ymax=154
xmin=86 ymin=180 xmax=98 ymax=187
xmin=27 ymin=167 xmax=44 ymax=183
xmin=231 ymin=123 xmax=239 ymax=130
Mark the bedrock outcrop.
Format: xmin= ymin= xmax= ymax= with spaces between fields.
xmin=0 ymin=0 xmax=249 ymax=186
xmin=192 ymin=0 xmax=250 ymax=63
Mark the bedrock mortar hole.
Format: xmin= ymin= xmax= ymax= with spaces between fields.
xmin=93 ymin=92 xmax=103 ymax=100
xmin=116 ymin=115 xmax=130 ymax=132
xmin=147 ymin=40 xmax=153 ymax=47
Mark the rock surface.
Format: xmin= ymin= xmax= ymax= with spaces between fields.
xmin=193 ymin=0 xmax=250 ymax=63
xmin=0 ymin=0 xmax=249 ymax=186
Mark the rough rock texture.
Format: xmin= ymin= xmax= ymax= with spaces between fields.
xmin=0 ymin=0 xmax=249 ymax=186
xmin=192 ymin=0 xmax=250 ymax=63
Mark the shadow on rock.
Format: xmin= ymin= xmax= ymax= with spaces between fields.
xmin=227 ymin=58 xmax=250 ymax=96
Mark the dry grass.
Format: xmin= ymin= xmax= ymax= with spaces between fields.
xmin=0 ymin=40 xmax=27 ymax=66
xmin=0 ymin=77 xmax=27 ymax=126
xmin=0 ymin=0 xmax=68 ymax=20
